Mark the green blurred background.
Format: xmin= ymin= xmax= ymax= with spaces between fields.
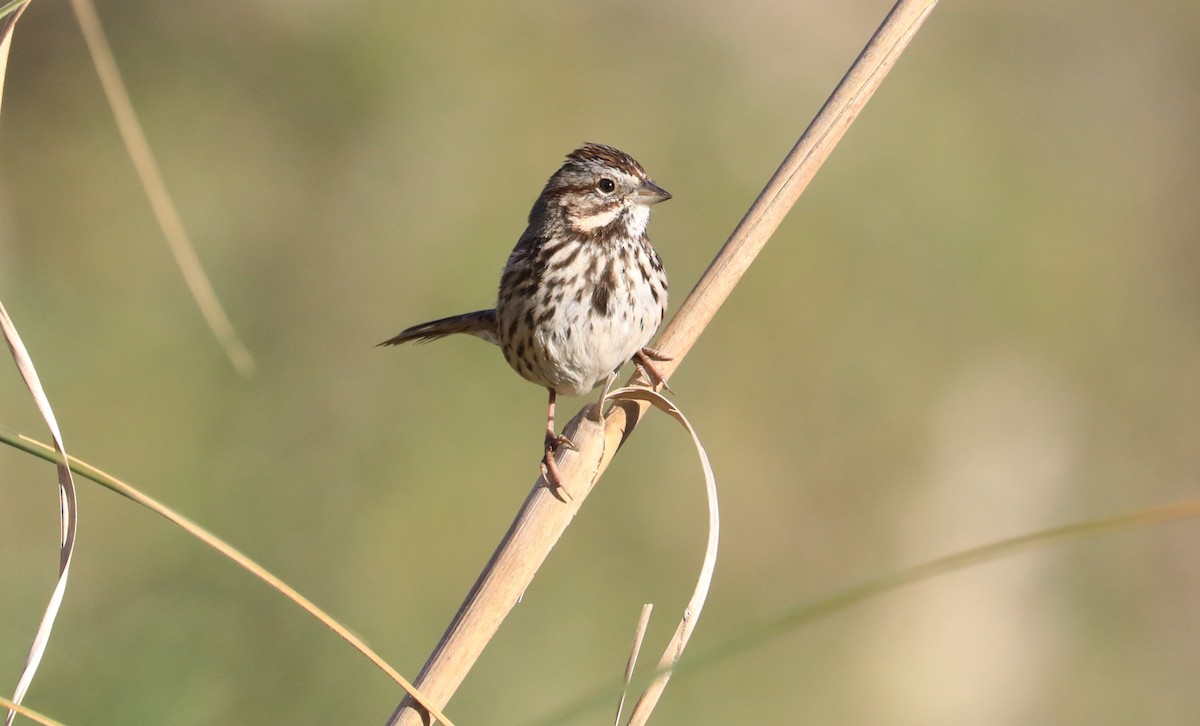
xmin=2 ymin=0 xmax=1199 ymax=723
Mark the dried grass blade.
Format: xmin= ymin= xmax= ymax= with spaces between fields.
xmin=606 ymin=388 xmax=719 ymax=725
xmin=0 ymin=301 xmax=79 ymax=726
xmin=613 ymin=604 xmax=654 ymax=726
xmin=0 ymin=0 xmax=29 ymax=116
xmin=694 ymin=498 xmax=1200 ymax=673
xmin=0 ymin=431 xmax=454 ymax=726
xmin=66 ymin=0 xmax=255 ymax=376
xmin=0 ymin=697 xmax=65 ymax=726
xmin=2 ymin=11 xmax=75 ymax=726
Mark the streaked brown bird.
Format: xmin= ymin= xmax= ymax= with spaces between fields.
xmin=380 ymin=143 xmax=671 ymax=485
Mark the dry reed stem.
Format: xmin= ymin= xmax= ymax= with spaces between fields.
xmin=389 ymin=1 xmax=939 ymax=723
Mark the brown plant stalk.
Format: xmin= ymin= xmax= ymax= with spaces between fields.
xmin=388 ymin=1 xmax=940 ymax=723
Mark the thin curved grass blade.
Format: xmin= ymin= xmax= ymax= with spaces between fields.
xmin=0 ymin=0 xmax=30 ymax=116
xmin=530 ymin=498 xmax=1200 ymax=725
xmin=66 ymin=0 xmax=255 ymax=376
xmin=3 ymin=12 xmax=79 ymax=724
xmin=0 ymin=301 xmax=79 ymax=726
xmin=684 ymin=497 xmax=1200 ymax=677
xmin=0 ymin=431 xmax=454 ymax=726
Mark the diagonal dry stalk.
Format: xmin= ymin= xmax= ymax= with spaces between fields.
xmin=388 ymin=1 xmax=940 ymax=723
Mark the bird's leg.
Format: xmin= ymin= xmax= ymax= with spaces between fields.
xmin=543 ymin=388 xmax=576 ymax=450
xmin=540 ymin=388 xmax=575 ymax=491
xmin=593 ymin=372 xmax=618 ymax=420
xmin=633 ymin=346 xmax=673 ymax=393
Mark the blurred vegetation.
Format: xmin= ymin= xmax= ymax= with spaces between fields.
xmin=2 ymin=0 xmax=1199 ymax=723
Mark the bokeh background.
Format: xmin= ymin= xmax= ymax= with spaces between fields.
xmin=3 ymin=0 xmax=1199 ymax=723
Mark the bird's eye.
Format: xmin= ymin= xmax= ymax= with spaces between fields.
xmin=597 ymin=177 xmax=616 ymax=194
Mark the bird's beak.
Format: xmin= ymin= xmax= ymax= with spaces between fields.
xmin=637 ymin=180 xmax=672 ymax=204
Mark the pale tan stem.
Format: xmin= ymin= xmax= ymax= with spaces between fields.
xmin=389 ymin=1 xmax=939 ymax=723
xmin=601 ymin=0 xmax=940 ymax=475
xmin=388 ymin=413 xmax=608 ymax=725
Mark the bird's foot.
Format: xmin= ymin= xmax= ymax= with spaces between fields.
xmin=540 ymin=432 xmax=576 ymax=500
xmin=633 ymin=347 xmax=674 ymax=393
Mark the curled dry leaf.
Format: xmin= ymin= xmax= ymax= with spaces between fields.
xmin=605 ymin=387 xmax=719 ymax=725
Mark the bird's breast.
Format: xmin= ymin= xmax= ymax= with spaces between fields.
xmin=496 ymin=237 xmax=667 ymax=396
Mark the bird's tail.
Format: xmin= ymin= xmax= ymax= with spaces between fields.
xmin=378 ymin=309 xmax=499 ymax=347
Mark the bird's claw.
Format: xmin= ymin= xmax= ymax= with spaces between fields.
xmin=541 ymin=432 xmax=576 ymax=500
xmin=633 ymin=347 xmax=674 ymax=393
xmin=545 ymin=432 xmax=577 ymax=451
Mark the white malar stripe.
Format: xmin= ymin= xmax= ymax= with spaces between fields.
xmin=574 ymin=205 xmax=623 ymax=232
